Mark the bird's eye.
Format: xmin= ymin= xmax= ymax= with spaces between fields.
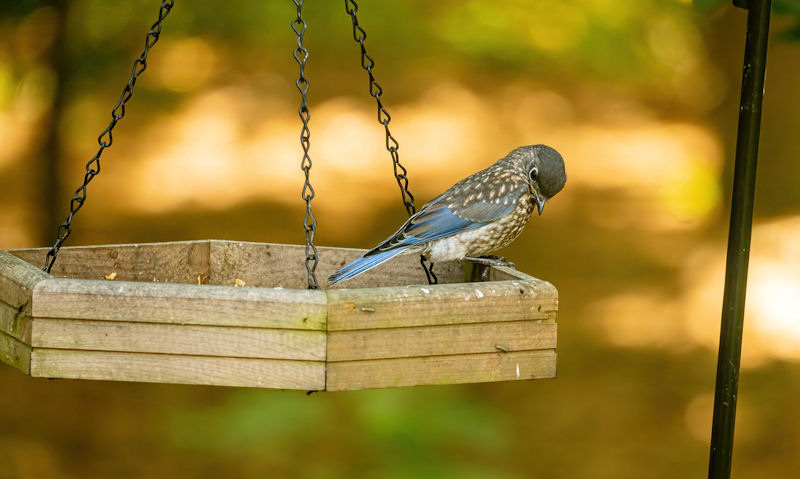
xmin=529 ymin=167 xmax=539 ymax=181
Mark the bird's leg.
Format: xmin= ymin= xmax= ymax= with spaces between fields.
xmin=464 ymin=256 xmax=517 ymax=270
xmin=469 ymin=262 xmax=489 ymax=282
xmin=420 ymin=255 xmax=437 ymax=285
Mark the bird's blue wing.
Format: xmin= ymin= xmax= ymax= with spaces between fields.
xmin=368 ymin=177 xmax=528 ymax=254
xmin=444 ymin=169 xmax=529 ymax=223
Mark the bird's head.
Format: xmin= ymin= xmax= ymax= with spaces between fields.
xmin=509 ymin=144 xmax=566 ymax=215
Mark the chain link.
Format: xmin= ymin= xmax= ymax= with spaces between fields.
xmin=42 ymin=0 xmax=175 ymax=273
xmin=343 ymin=0 xmax=436 ymax=284
xmin=292 ymin=0 xmax=320 ymax=289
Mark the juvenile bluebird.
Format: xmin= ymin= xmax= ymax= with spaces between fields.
xmin=328 ymin=145 xmax=566 ymax=285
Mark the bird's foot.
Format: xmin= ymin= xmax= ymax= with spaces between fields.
xmin=464 ymin=256 xmax=517 ymax=270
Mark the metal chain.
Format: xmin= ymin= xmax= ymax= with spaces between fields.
xmin=343 ymin=0 xmax=414 ymax=216
xmin=42 ymin=0 xmax=175 ymax=273
xmin=292 ymin=0 xmax=320 ymax=289
xmin=343 ymin=0 xmax=436 ymax=284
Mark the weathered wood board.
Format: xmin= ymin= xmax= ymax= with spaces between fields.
xmin=31 ymin=319 xmax=326 ymax=360
xmin=326 ymin=280 xmax=557 ymax=331
xmin=1 ymin=240 xmax=558 ymax=390
xmin=0 ymin=251 xmax=50 ymax=310
xmin=10 ymin=241 xmax=209 ymax=284
xmin=32 ymin=278 xmax=328 ymax=330
xmin=327 ymin=349 xmax=556 ymax=391
xmin=209 ymin=240 xmax=468 ymax=289
xmin=30 ymin=349 xmax=325 ymax=390
xmin=0 ymin=299 xmax=33 ymax=343
xmin=0 ymin=330 xmax=31 ymax=374
xmin=326 ymin=322 xmax=556 ymax=362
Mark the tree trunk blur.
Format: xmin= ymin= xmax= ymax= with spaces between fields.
xmin=37 ymin=0 xmax=69 ymax=247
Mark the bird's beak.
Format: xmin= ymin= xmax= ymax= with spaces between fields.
xmin=536 ymin=196 xmax=546 ymax=215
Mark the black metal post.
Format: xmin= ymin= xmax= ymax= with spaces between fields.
xmin=708 ymin=1 xmax=771 ymax=478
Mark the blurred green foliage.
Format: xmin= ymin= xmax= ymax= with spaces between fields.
xmin=0 ymin=0 xmax=739 ymax=106
xmin=165 ymin=388 xmax=515 ymax=478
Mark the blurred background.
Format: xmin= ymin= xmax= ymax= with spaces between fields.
xmin=1 ymin=0 xmax=799 ymax=477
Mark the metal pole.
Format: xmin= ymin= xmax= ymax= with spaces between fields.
xmin=708 ymin=1 xmax=771 ymax=478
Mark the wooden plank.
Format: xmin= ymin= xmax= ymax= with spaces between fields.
xmin=31 ymin=319 xmax=326 ymax=360
xmin=32 ymin=278 xmax=327 ymax=330
xmin=10 ymin=240 xmax=528 ymax=287
xmin=327 ymin=321 xmax=556 ymax=361
xmin=11 ymin=241 xmax=210 ymax=285
xmin=326 ymin=279 xmax=557 ymax=331
xmin=326 ymin=349 xmax=556 ymax=391
xmin=209 ymin=240 xmax=465 ymax=289
xmin=0 ymin=300 xmax=32 ymax=343
xmin=30 ymin=349 xmax=324 ymax=390
xmin=0 ymin=330 xmax=31 ymax=374
xmin=0 ymin=250 xmax=51 ymax=309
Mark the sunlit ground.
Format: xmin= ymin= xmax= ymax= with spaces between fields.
xmin=1 ymin=1 xmax=800 ymax=478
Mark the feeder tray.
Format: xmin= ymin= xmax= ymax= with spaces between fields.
xmin=0 ymin=240 xmax=557 ymax=391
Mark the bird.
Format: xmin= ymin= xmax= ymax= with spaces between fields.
xmin=328 ymin=144 xmax=566 ymax=285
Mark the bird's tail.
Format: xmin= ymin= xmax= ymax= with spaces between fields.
xmin=328 ymin=248 xmax=405 ymax=286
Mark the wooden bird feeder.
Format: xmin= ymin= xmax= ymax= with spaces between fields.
xmin=0 ymin=240 xmax=557 ymax=390
xmin=0 ymin=2 xmax=561 ymax=391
